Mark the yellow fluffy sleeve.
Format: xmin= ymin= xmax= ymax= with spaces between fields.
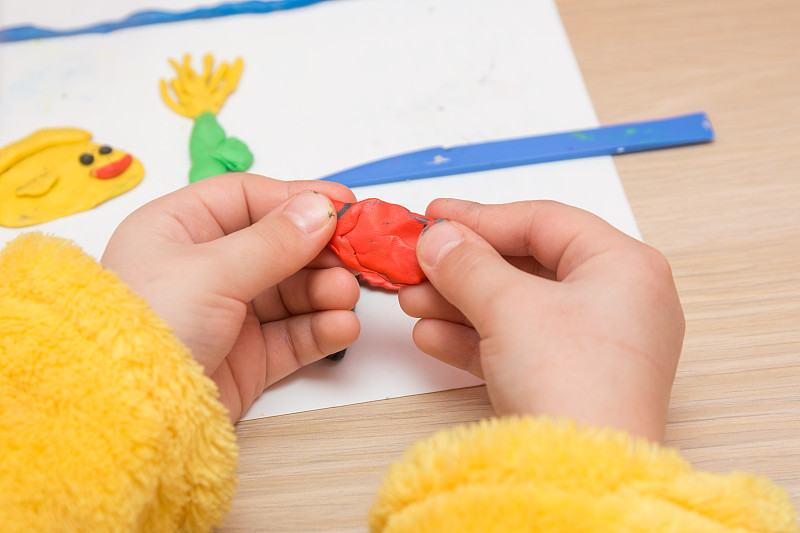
xmin=371 ymin=416 xmax=798 ymax=533
xmin=0 ymin=233 xmax=237 ymax=532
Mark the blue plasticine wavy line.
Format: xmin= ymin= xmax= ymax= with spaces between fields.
xmin=0 ymin=0 xmax=334 ymax=43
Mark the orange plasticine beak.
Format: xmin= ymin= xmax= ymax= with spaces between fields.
xmin=91 ymin=153 xmax=132 ymax=179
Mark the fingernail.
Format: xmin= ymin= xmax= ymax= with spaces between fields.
xmin=419 ymin=219 xmax=463 ymax=267
xmin=282 ymin=191 xmax=334 ymax=233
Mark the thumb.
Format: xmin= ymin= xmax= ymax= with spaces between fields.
xmin=201 ymin=190 xmax=337 ymax=301
xmin=417 ymin=219 xmax=529 ymax=331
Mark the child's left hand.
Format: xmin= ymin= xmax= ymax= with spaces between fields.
xmin=102 ymin=174 xmax=361 ymax=421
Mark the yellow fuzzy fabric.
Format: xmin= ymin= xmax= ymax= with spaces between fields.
xmin=0 ymin=233 xmax=237 ymax=532
xmin=371 ymin=417 xmax=799 ymax=533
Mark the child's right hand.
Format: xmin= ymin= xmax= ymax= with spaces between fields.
xmin=399 ymin=199 xmax=685 ymax=442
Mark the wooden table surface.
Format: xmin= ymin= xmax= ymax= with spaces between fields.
xmin=221 ymin=1 xmax=800 ymax=530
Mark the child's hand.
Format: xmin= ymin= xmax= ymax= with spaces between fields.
xmin=101 ymin=174 xmax=360 ymax=421
xmin=399 ymin=199 xmax=684 ymax=442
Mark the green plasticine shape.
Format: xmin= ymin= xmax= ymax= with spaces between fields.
xmin=189 ymin=111 xmax=253 ymax=183
xmin=213 ymin=137 xmax=253 ymax=171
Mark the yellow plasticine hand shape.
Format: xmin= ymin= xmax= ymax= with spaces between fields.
xmin=0 ymin=128 xmax=144 ymax=227
xmin=160 ymin=53 xmax=243 ymax=119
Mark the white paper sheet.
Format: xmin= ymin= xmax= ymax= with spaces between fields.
xmin=0 ymin=0 xmax=640 ymax=420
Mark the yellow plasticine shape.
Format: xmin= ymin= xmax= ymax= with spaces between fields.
xmin=0 ymin=128 xmax=144 ymax=227
xmin=15 ymin=172 xmax=59 ymax=197
xmin=0 ymin=128 xmax=90 ymax=175
xmin=159 ymin=54 xmax=243 ymax=119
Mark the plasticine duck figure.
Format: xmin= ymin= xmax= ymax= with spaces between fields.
xmin=0 ymin=128 xmax=144 ymax=227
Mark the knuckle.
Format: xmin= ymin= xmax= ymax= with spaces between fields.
xmin=640 ymin=245 xmax=674 ymax=279
xmin=623 ymin=244 xmax=682 ymax=311
xmin=619 ymin=242 xmax=674 ymax=281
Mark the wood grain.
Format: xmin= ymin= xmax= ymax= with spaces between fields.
xmin=558 ymin=0 xmax=800 ymax=496
xmin=220 ymin=1 xmax=800 ymax=530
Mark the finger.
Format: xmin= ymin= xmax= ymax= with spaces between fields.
xmin=131 ymin=173 xmax=357 ymax=243
xmin=426 ymin=198 xmax=638 ymax=279
xmin=307 ymin=248 xmax=352 ymax=269
xmin=412 ymin=319 xmax=483 ymax=378
xmin=200 ymin=190 xmax=340 ymax=302
xmin=281 ymin=267 xmax=360 ymax=315
xmin=211 ymin=361 xmax=245 ymax=422
xmin=416 ymin=219 xmax=534 ymax=331
xmin=398 ymin=282 xmax=470 ymax=325
xmin=253 ymin=266 xmax=360 ymax=323
xmin=504 ymin=255 xmax=558 ymax=280
xmin=262 ymin=310 xmax=360 ymax=388
xmin=213 ymin=311 xmax=269 ymax=420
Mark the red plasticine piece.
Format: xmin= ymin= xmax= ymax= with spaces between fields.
xmin=328 ymin=198 xmax=433 ymax=290
xmin=91 ymin=153 xmax=133 ymax=179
